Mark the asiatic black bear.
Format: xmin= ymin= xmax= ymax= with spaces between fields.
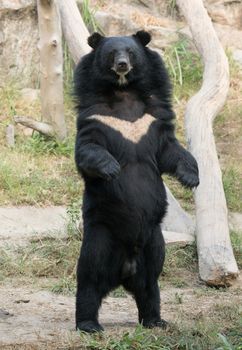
xmin=74 ymin=31 xmax=199 ymax=333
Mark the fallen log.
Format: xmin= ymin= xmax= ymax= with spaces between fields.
xmin=14 ymin=116 xmax=54 ymax=137
xmin=177 ymin=0 xmax=239 ymax=286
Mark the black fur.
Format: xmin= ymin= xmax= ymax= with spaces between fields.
xmin=74 ymin=31 xmax=199 ymax=333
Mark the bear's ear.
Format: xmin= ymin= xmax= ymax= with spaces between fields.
xmin=133 ymin=30 xmax=151 ymax=47
xmin=88 ymin=32 xmax=104 ymax=49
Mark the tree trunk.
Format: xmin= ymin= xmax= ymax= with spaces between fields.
xmin=37 ymin=0 xmax=67 ymax=141
xmin=177 ymin=0 xmax=239 ymax=286
xmin=58 ymin=0 xmax=90 ymax=65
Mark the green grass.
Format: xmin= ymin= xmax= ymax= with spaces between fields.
xmin=166 ymin=0 xmax=178 ymax=17
xmin=78 ymin=316 xmax=242 ymax=350
xmin=164 ymin=243 xmax=198 ymax=273
xmin=79 ymin=0 xmax=104 ymax=34
xmin=230 ymin=230 xmax=242 ymax=269
xmin=19 ymin=132 xmax=74 ymax=157
xmin=0 ymin=149 xmax=82 ymax=205
xmin=164 ymin=38 xmax=203 ymax=101
xmin=0 ymin=236 xmax=80 ymax=286
xmin=223 ymin=166 xmax=242 ymax=212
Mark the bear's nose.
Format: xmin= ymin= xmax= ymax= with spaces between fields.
xmin=117 ymin=61 xmax=128 ymax=70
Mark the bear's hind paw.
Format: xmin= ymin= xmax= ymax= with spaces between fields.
xmin=76 ymin=320 xmax=104 ymax=333
xmin=142 ymin=318 xmax=168 ymax=329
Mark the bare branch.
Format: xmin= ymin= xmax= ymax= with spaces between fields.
xmin=14 ymin=116 xmax=54 ymax=137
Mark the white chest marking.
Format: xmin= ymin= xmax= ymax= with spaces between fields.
xmin=88 ymin=113 xmax=156 ymax=143
xmin=118 ymin=74 xmax=127 ymax=85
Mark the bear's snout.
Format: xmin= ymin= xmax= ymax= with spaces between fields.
xmin=113 ymin=54 xmax=131 ymax=75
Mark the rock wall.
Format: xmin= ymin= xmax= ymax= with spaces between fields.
xmin=204 ymin=0 xmax=242 ymax=29
xmin=0 ymin=0 xmax=39 ymax=88
xmin=0 ymin=0 xmax=241 ymax=88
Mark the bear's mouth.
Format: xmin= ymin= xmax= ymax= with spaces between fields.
xmin=111 ymin=65 xmax=132 ymax=75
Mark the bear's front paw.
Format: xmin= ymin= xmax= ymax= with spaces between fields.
xmin=101 ymin=160 xmax=121 ymax=180
xmin=176 ymin=159 xmax=199 ymax=188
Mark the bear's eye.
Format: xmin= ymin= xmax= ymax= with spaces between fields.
xmin=108 ymin=50 xmax=115 ymax=61
xmin=128 ymin=50 xmax=134 ymax=59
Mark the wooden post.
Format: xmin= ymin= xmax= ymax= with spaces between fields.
xmin=176 ymin=0 xmax=239 ymax=286
xmin=6 ymin=125 xmax=15 ymax=147
xmin=37 ymin=0 xmax=67 ymax=141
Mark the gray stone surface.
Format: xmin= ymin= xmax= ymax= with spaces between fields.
xmin=0 ymin=206 xmax=67 ymax=245
xmin=0 ymin=206 xmax=240 ymax=247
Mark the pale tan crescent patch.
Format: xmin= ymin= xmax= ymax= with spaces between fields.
xmin=88 ymin=113 xmax=156 ymax=143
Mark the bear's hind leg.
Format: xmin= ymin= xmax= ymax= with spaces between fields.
xmin=123 ymin=226 xmax=167 ymax=328
xmin=76 ymin=223 xmax=119 ymax=333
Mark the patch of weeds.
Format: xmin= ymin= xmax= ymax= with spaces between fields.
xmin=63 ymin=40 xmax=75 ymax=92
xmin=164 ymin=243 xmax=198 ymax=275
xmin=51 ymin=276 xmax=76 ymax=296
xmin=223 ymin=166 xmax=242 ymax=212
xmin=66 ymin=199 xmax=83 ymax=239
xmin=163 ymin=175 xmax=195 ymax=212
xmin=166 ymin=0 xmax=178 ymax=17
xmin=174 ymin=292 xmax=183 ymax=304
xmin=79 ymin=0 xmax=104 ymax=33
xmin=0 ymin=147 xmax=83 ymax=206
xmin=170 ymin=278 xmax=188 ymax=288
xmin=19 ymin=132 xmax=74 ymax=157
xmin=164 ymin=38 xmax=203 ymax=100
xmin=79 ymin=319 xmax=241 ymax=350
xmin=110 ymin=286 xmax=127 ymax=298
xmin=0 ymin=237 xmax=80 ymax=283
xmin=192 ymin=285 xmax=239 ymax=299
xmin=0 ymin=82 xmax=20 ymax=118
xmin=230 ymin=230 xmax=242 ymax=269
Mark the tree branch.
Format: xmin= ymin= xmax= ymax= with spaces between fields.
xmin=14 ymin=116 xmax=54 ymax=137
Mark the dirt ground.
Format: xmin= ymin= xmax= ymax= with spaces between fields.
xmin=0 ymin=273 xmax=241 ymax=349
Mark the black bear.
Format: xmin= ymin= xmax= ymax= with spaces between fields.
xmin=74 ymin=31 xmax=199 ymax=333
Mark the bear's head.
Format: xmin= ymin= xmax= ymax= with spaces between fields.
xmin=87 ymin=31 xmax=151 ymax=86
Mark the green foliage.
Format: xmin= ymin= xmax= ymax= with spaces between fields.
xmin=0 ymin=148 xmax=82 ymax=206
xmin=223 ymin=166 xmax=242 ymax=212
xmin=79 ymin=319 xmax=241 ymax=350
xmin=51 ymin=276 xmax=76 ymax=296
xmin=166 ymin=0 xmax=177 ymax=17
xmin=81 ymin=0 xmax=104 ymax=33
xmin=63 ymin=40 xmax=75 ymax=92
xmin=19 ymin=132 xmax=74 ymax=157
xmin=164 ymin=38 xmax=203 ymax=99
xmin=0 ymin=82 xmax=20 ymax=117
xmin=111 ymin=286 xmax=127 ymax=298
xmin=163 ymin=175 xmax=195 ymax=212
xmin=230 ymin=230 xmax=242 ymax=269
xmin=164 ymin=243 xmax=198 ymax=274
xmin=0 ymin=236 xmax=80 ymax=282
xmin=66 ymin=198 xmax=83 ymax=239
